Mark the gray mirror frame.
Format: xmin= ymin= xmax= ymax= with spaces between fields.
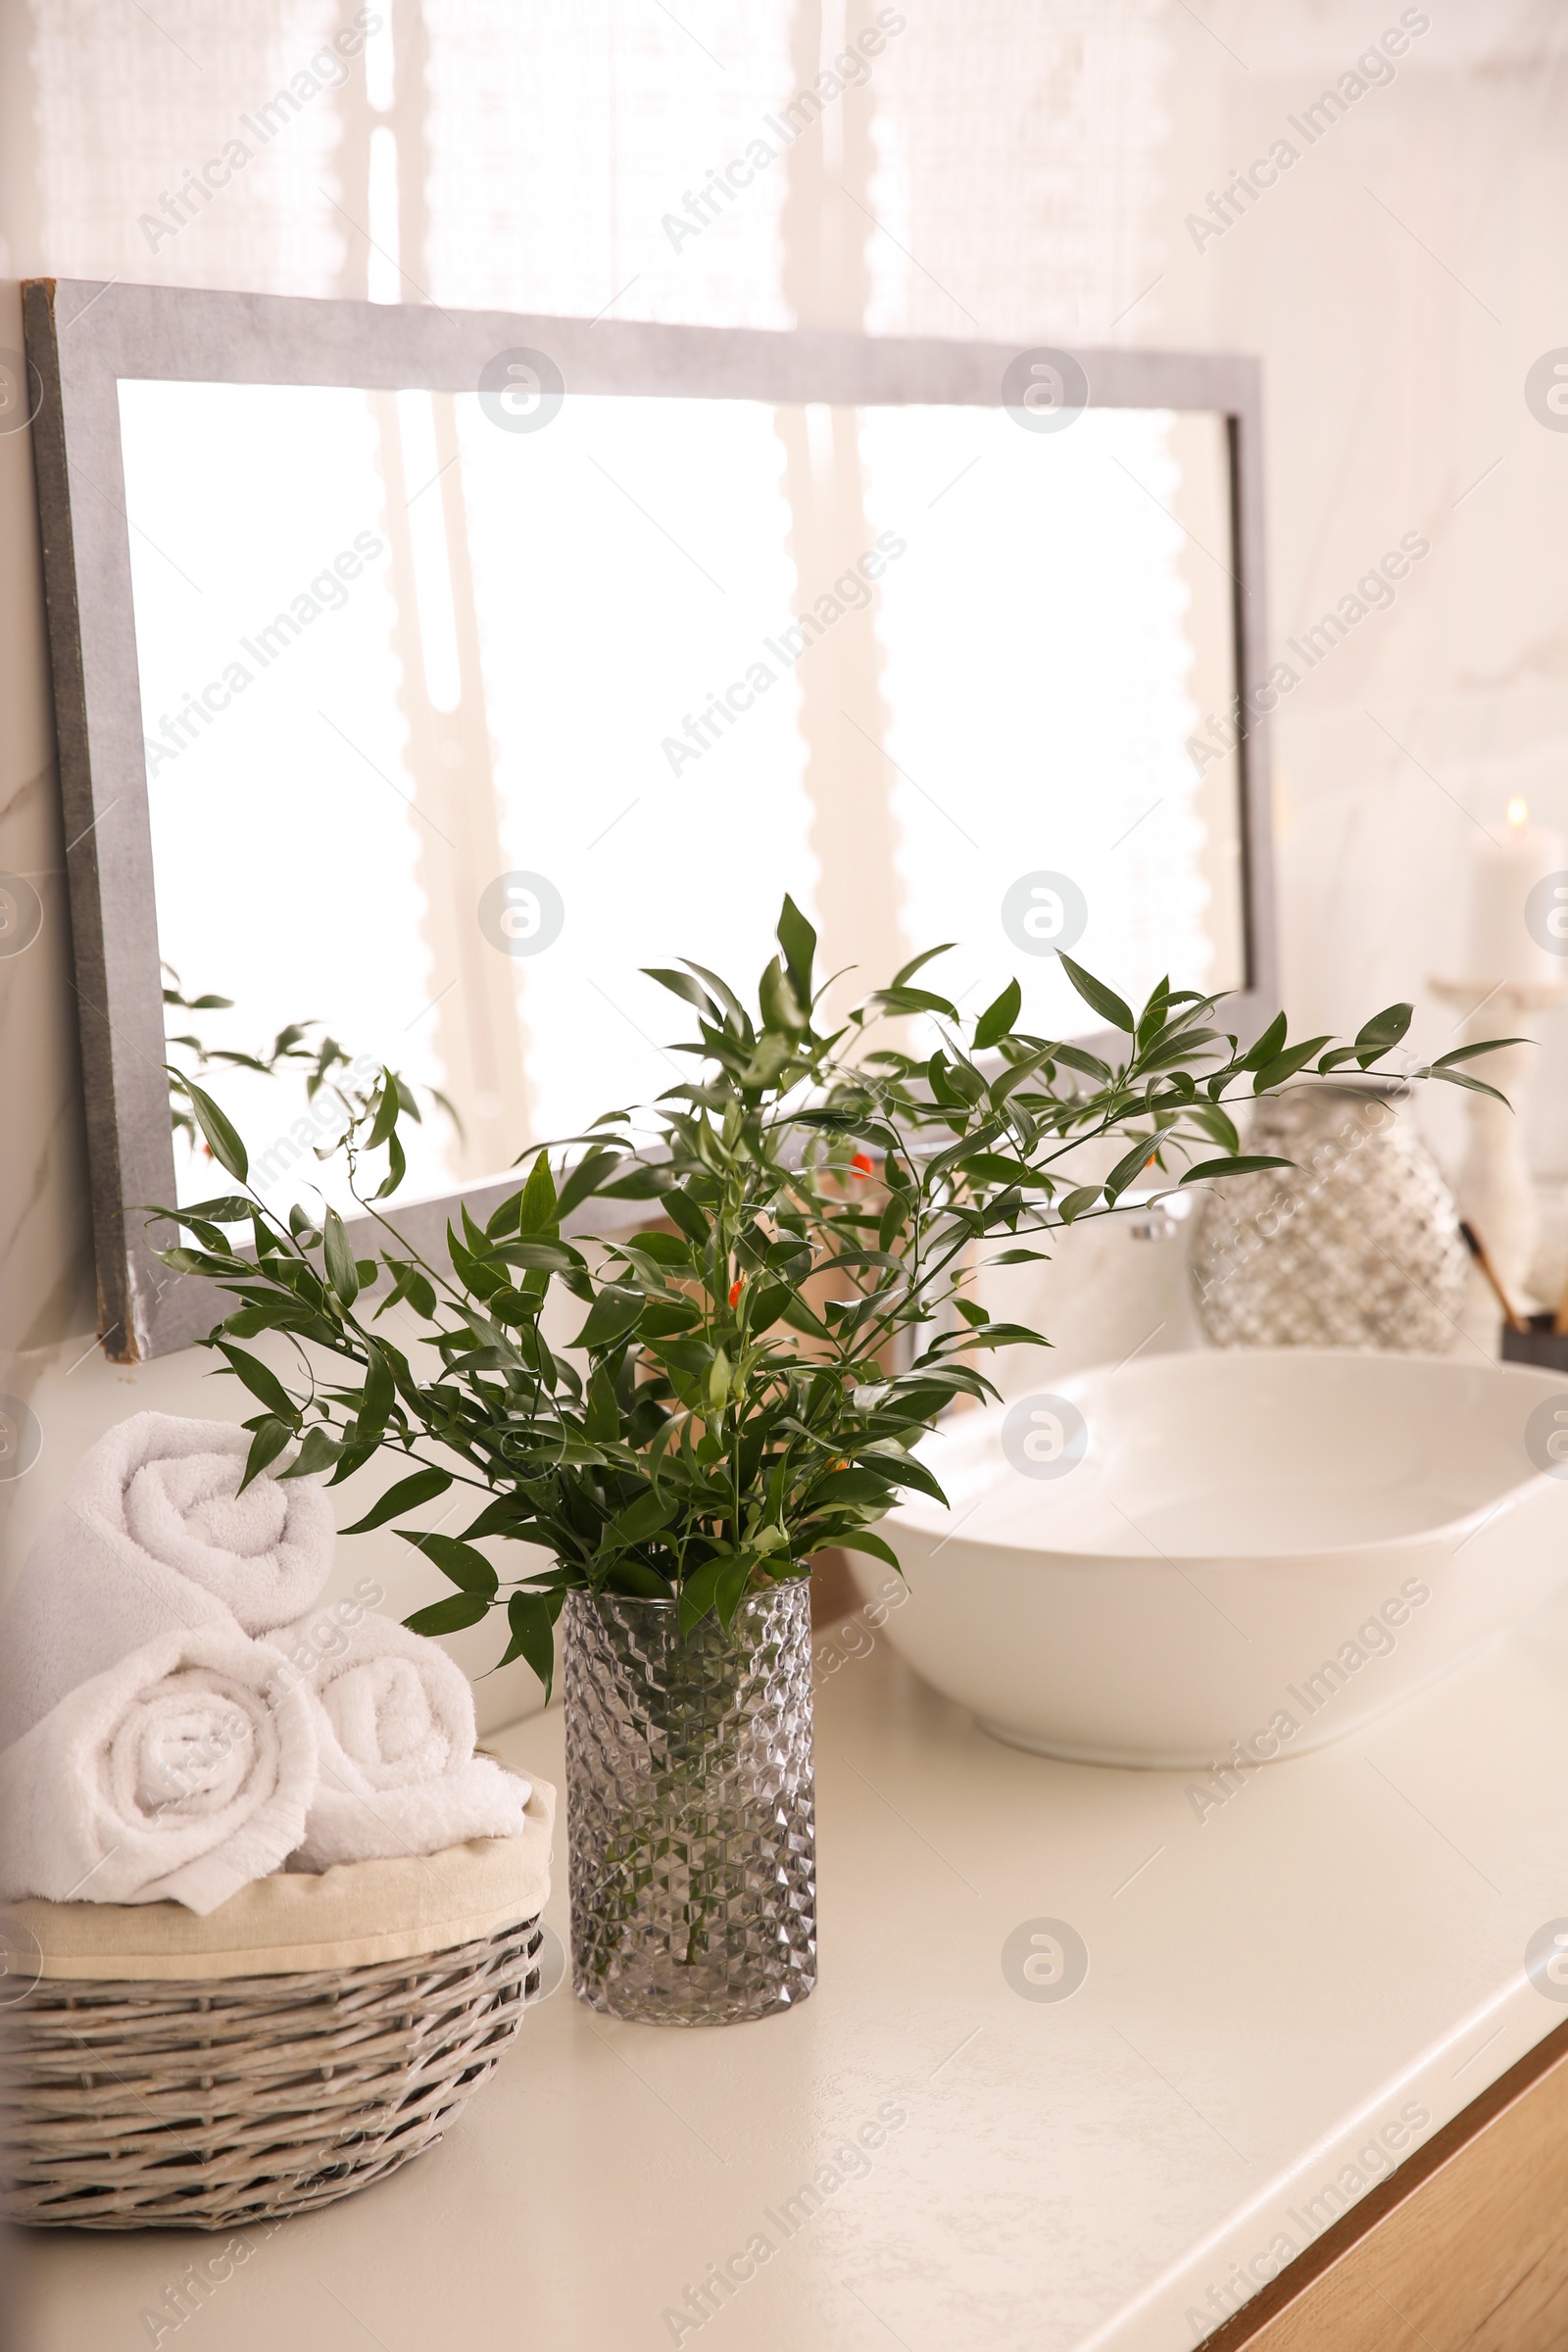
xmin=23 ymin=276 xmax=1277 ymax=1362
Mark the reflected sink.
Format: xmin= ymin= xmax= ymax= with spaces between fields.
xmin=859 ymin=1348 xmax=1568 ymax=1768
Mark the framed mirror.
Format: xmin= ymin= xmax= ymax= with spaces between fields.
xmin=24 ymin=279 xmax=1276 ymax=1359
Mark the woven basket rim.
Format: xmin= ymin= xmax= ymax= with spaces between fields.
xmin=6 ymin=1781 xmax=554 ymax=1981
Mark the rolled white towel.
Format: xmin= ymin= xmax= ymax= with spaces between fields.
xmin=0 ymin=1412 xmax=334 ymax=1742
xmin=0 ymin=1627 xmax=318 ymax=1914
xmin=272 ymin=1611 xmax=531 ymax=1871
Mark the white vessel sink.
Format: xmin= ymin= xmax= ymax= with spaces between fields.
xmin=862 ymin=1348 xmax=1568 ymax=1768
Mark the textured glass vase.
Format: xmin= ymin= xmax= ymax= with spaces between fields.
xmin=563 ymin=1583 xmax=816 ymax=2026
xmin=1188 ymin=1082 xmax=1467 ymax=1349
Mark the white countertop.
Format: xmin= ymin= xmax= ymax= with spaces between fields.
xmin=19 ymin=1595 xmax=1568 ymax=2352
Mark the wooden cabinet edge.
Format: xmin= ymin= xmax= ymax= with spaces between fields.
xmin=1207 ymin=2014 xmax=1568 ymax=2350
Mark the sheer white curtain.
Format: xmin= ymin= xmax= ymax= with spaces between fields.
xmin=27 ymin=0 xmax=1170 ymax=326
xmin=422 ymin=0 xmax=795 ymax=325
xmin=865 ymin=0 xmax=1170 ymax=342
xmin=29 ymin=0 xmax=347 ymax=292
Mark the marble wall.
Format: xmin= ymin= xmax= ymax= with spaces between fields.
xmin=2 ymin=1 xmax=1564 ymax=1727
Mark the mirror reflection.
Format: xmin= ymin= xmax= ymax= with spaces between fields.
xmin=118 ymin=378 xmax=1245 ymax=1215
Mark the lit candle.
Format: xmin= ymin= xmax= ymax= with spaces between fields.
xmin=1465 ymin=798 xmax=1567 ymax=989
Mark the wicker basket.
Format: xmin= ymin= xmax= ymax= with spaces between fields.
xmin=1 ymin=1793 xmax=553 ymax=2231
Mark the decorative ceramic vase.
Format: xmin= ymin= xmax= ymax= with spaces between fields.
xmin=563 ymin=1582 xmax=816 ymax=2026
xmin=1188 ymin=1082 xmax=1467 ymax=1351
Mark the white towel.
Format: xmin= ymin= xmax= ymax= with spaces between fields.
xmin=0 ymin=1628 xmax=318 ymax=1914
xmin=272 ymin=1613 xmax=531 ymax=1871
xmin=0 ymin=1412 xmax=334 ymax=1743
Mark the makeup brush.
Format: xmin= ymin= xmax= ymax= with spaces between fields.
xmin=1458 ymin=1219 xmax=1529 ymax=1334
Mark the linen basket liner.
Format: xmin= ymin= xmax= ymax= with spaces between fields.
xmin=7 ymin=1780 xmax=554 ymax=1980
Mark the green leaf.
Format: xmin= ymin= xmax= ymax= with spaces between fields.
xmin=340 ymin=1466 xmax=454 ymax=1534
xmin=747 ymin=1279 xmax=791 ymax=1331
xmin=988 ymin=1046 xmax=1053 ymax=1106
xmin=400 ymin=1531 xmax=499 ymax=1598
xmin=680 ymin=960 xmax=751 ymax=1028
xmin=876 ymin=1451 xmax=949 ymax=1505
xmin=604 ymin=1559 xmax=675 ymax=1597
xmin=356 ymin=1340 xmax=394 ymax=1443
xmin=867 ymin=985 xmax=961 ymax=1020
xmin=494 ymin=1238 xmax=581 ymax=1273
xmin=663 ymin=1189 xmax=710 ymax=1246
xmin=518 ymin=1150 xmax=560 ymax=1236
xmin=777 ymin=894 xmax=817 ymax=1009
xmin=497 ymin=1589 xmax=564 ymax=1696
xmin=833 ymin=1529 xmax=904 ymax=1576
xmin=810 ymin=1467 xmax=898 ymax=1507
xmin=379 ymin=1258 xmax=437 ymax=1320
xmin=1178 ymin=1153 xmax=1295 ymax=1183
xmin=608 ymin=1488 xmax=677 ymax=1546
xmin=1056 ymin=1185 xmax=1101 ymax=1223
xmin=713 ymin=1552 xmax=753 ymax=1633
xmin=221 ymin=1299 xmax=319 ymax=1338
xmin=572 ymin=1285 xmax=643 ymax=1353
xmin=644 ymin=965 xmax=714 ymax=1013
xmin=1251 ymin=1037 xmax=1333 ymax=1094
xmin=1430 ymin=1037 xmax=1528 ymax=1068
xmin=462 ymin=1497 xmax=531 ymax=1542
xmin=1104 ymin=1135 xmax=1162 ymax=1200
xmin=158 ymin=1245 xmax=242 ymax=1278
xmin=238 ymin=1417 xmax=292 ymax=1491
xmin=949 ymin=1320 xmax=1043 ymax=1351
xmin=759 ymin=955 xmax=808 ymax=1036
xmin=485 ymin=1187 xmax=525 ymax=1239
xmin=1239 ymin=1011 xmax=1288 ymax=1073
xmin=1352 ymin=1003 xmax=1413 ymax=1065
xmin=956 ymin=1152 xmax=1046 ymax=1190
xmin=182 ymin=1080 xmax=249 ymax=1181
xmin=972 ymin=978 xmax=1022 ymax=1052
xmin=406 ymin=1593 xmax=491 ymax=1638
xmin=1185 ymin=1102 xmax=1241 ymax=1154
xmin=277 ymin=1425 xmax=344 ymax=1481
xmin=625 ymin=1229 xmax=692 ymax=1267
xmin=647 ymin=1335 xmax=711 ymax=1385
xmin=1052 ymin=1043 xmax=1112 ymax=1082
xmin=640 ymin=1298 xmax=700 ymax=1338
xmin=678 ymin=1553 xmax=729 ymax=1636
xmin=889 ymin=941 xmax=956 ymax=988
xmin=556 ymin=1147 xmax=621 ymax=1223
xmin=180 ymin=1195 xmax=254 ymax=1222
xmin=368 ymin=1068 xmax=402 ymax=1148
xmin=1056 ymin=956 xmax=1135 ymax=1034
xmin=213 ymin=1342 xmax=296 ymax=1424
xmin=778 ymin=1293 xmax=831 ymax=1341
xmin=322 ymin=1207 xmax=360 ymax=1307
xmin=584 ymin=1363 xmax=620 ymax=1443
xmin=1430 ymin=1068 xmax=1510 ymax=1104
xmin=370 ymin=1126 xmax=407 ymax=1202
xmin=599 ymin=1165 xmax=668 ymax=1200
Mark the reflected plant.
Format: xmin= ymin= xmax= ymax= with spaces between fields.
xmin=163 ymin=964 xmax=462 ymax=1158
xmin=149 ymin=901 xmax=1510 ymax=1693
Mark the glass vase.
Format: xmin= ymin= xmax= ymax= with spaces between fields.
xmin=1188 ymin=1081 xmax=1467 ymax=1349
xmin=563 ymin=1582 xmax=816 ymax=2026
